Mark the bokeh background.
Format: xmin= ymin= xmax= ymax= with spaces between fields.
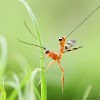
xmin=0 ymin=0 xmax=100 ymax=100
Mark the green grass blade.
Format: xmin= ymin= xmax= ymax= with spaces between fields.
xmin=14 ymin=54 xmax=31 ymax=75
xmin=0 ymin=85 xmax=6 ymax=100
xmin=13 ymin=54 xmax=32 ymax=100
xmin=5 ymin=81 xmax=17 ymax=88
xmin=82 ymin=85 xmax=92 ymax=100
xmin=33 ymin=84 xmax=41 ymax=100
xmin=0 ymin=35 xmax=7 ymax=81
xmin=7 ymin=68 xmax=41 ymax=100
xmin=18 ymin=0 xmax=47 ymax=100
xmin=30 ymin=70 xmax=38 ymax=100
xmin=14 ymin=54 xmax=40 ymax=100
xmin=12 ymin=73 xmax=23 ymax=100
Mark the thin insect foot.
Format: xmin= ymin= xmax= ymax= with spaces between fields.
xmin=42 ymin=67 xmax=46 ymax=69
xmin=37 ymin=80 xmax=41 ymax=86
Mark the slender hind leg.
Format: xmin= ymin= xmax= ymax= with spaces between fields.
xmin=46 ymin=60 xmax=56 ymax=70
xmin=58 ymin=60 xmax=64 ymax=94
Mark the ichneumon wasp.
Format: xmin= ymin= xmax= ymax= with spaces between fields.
xmin=19 ymin=6 xmax=100 ymax=93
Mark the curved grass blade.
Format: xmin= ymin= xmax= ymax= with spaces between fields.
xmin=7 ymin=68 xmax=41 ymax=100
xmin=13 ymin=54 xmax=31 ymax=100
xmin=18 ymin=0 xmax=46 ymax=100
xmin=0 ymin=85 xmax=6 ymax=100
xmin=14 ymin=54 xmax=31 ymax=75
xmin=12 ymin=73 xmax=23 ymax=100
xmin=5 ymin=81 xmax=17 ymax=88
xmin=82 ymin=85 xmax=92 ymax=100
xmin=4 ymin=73 xmax=24 ymax=100
xmin=0 ymin=35 xmax=7 ymax=81
xmin=14 ymin=54 xmax=39 ymax=100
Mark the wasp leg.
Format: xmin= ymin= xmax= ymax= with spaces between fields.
xmin=38 ymin=60 xmax=56 ymax=86
xmin=62 ymin=46 xmax=83 ymax=53
xmin=58 ymin=60 xmax=64 ymax=94
xmin=42 ymin=67 xmax=46 ymax=69
xmin=37 ymin=80 xmax=41 ymax=86
xmin=40 ymin=55 xmax=48 ymax=59
xmin=46 ymin=60 xmax=56 ymax=70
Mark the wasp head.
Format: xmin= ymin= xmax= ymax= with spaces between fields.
xmin=45 ymin=49 xmax=50 ymax=54
xmin=59 ymin=36 xmax=66 ymax=45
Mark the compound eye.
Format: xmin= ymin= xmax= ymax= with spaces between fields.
xmin=59 ymin=38 xmax=62 ymax=41
xmin=62 ymin=36 xmax=64 ymax=39
xmin=46 ymin=49 xmax=49 ymax=53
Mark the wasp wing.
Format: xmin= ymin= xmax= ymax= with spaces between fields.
xmin=55 ymin=40 xmax=76 ymax=54
xmin=65 ymin=40 xmax=76 ymax=50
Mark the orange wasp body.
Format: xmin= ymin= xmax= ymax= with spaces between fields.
xmin=43 ymin=36 xmax=82 ymax=93
xmin=19 ymin=6 xmax=100 ymax=93
xmin=20 ymin=35 xmax=82 ymax=93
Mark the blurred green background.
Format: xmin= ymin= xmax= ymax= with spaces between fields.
xmin=0 ymin=0 xmax=100 ymax=100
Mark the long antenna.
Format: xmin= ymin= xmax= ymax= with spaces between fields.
xmin=18 ymin=39 xmax=46 ymax=50
xmin=66 ymin=6 xmax=100 ymax=37
xmin=24 ymin=20 xmax=37 ymax=39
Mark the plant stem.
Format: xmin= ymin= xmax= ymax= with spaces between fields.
xmin=19 ymin=0 xmax=47 ymax=100
xmin=82 ymin=85 xmax=92 ymax=100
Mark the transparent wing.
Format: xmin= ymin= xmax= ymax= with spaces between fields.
xmin=65 ymin=40 xmax=76 ymax=50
